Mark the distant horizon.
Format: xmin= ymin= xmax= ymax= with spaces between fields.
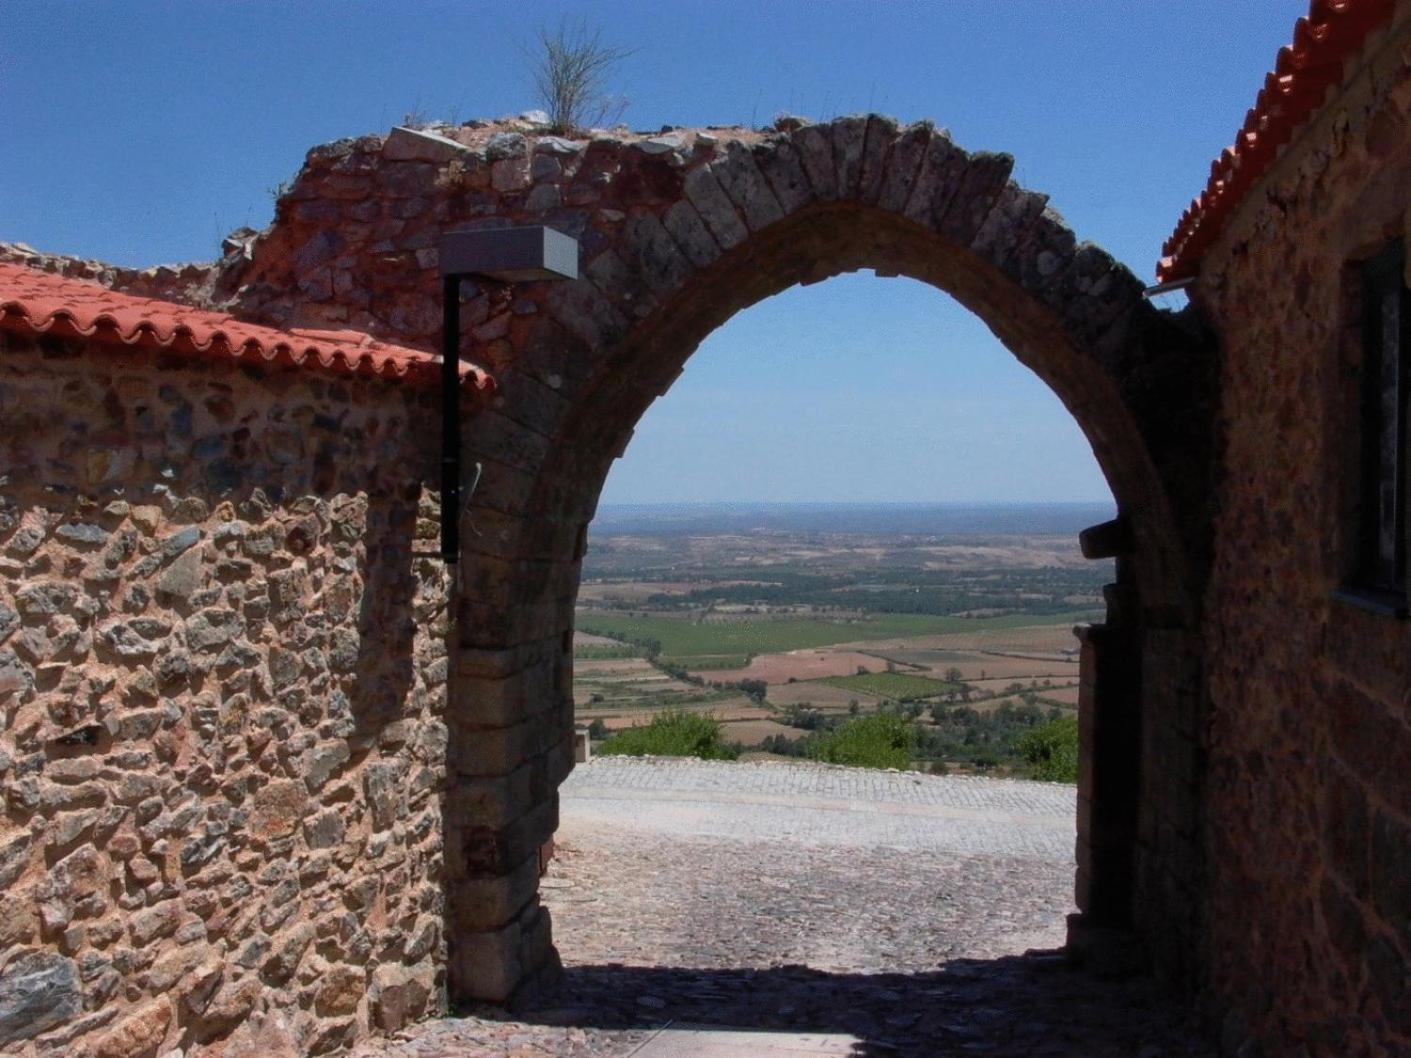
xmin=589 ymin=499 xmax=1116 ymax=537
xmin=595 ymin=499 xmax=1115 ymax=509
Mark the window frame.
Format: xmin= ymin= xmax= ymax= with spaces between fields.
xmin=1336 ymin=238 xmax=1411 ymax=616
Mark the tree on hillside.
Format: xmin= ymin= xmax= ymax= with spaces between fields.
xmin=738 ymin=678 xmax=768 ymax=703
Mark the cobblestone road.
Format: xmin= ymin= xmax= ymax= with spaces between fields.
xmin=561 ymin=757 xmax=1076 ymax=860
xmin=357 ymin=759 xmax=1215 ymax=1058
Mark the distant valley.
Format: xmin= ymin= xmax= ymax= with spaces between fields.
xmin=573 ymin=502 xmax=1114 ymax=777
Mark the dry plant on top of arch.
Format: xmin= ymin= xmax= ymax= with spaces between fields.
xmin=527 ymin=20 xmax=637 ymax=136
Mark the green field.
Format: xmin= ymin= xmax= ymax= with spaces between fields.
xmin=577 ymin=610 xmax=1099 ymax=659
xmin=820 ymin=671 xmax=963 ymax=700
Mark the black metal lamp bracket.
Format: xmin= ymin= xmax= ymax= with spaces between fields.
xmin=438 ymin=226 xmax=578 ymax=566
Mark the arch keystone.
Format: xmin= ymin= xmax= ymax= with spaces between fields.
xmin=831 ymin=115 xmax=871 ymax=197
xmin=791 ymin=124 xmax=838 ymax=200
xmin=858 ymin=115 xmax=902 ymax=204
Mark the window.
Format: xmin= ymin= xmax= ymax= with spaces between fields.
xmin=1349 ymin=240 xmax=1411 ymax=610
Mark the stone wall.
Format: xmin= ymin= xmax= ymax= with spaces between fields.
xmin=1193 ymin=13 xmax=1411 ymax=1056
xmin=0 ymin=332 xmax=449 ymax=1056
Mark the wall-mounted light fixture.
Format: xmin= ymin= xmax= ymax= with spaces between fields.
xmin=439 ymin=226 xmax=578 ymax=564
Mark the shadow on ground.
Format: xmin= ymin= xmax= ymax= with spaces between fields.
xmin=492 ymin=950 xmax=1217 ymax=1057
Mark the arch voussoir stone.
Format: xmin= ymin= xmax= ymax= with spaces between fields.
xmin=712 ymin=141 xmax=787 ymax=230
xmin=876 ymin=121 xmax=935 ymax=213
xmin=662 ymin=199 xmax=722 ymax=267
xmin=583 ymin=249 xmax=647 ymax=318
xmin=972 ymin=182 xmax=1051 ymax=272
xmin=1010 ymin=206 xmax=1080 ymax=296
xmin=936 ymin=150 xmax=1016 ymax=244
xmin=901 ymin=131 xmax=970 ymax=227
xmin=545 ymin=278 xmax=629 ymax=349
xmin=620 ymin=213 xmax=694 ymax=298
xmin=1054 ymin=244 xmax=1130 ymax=338
xmin=683 ymin=166 xmax=749 ymax=248
xmin=753 ymin=139 xmax=814 ymax=214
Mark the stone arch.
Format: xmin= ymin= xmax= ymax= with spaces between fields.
xmin=434 ymin=116 xmax=1217 ymax=1005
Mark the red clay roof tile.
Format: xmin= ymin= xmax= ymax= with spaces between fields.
xmin=0 ymin=262 xmax=493 ymax=391
xmin=1158 ymin=0 xmax=1396 ymax=282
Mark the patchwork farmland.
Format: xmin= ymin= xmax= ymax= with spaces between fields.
xmin=574 ymin=504 xmax=1110 ymax=774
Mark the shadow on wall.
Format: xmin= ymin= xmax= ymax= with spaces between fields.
xmin=67 ymin=476 xmax=431 ymax=744
xmin=350 ymin=479 xmax=427 ymax=737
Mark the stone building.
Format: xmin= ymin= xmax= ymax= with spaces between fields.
xmin=1160 ymin=0 xmax=1411 ymax=1050
xmin=0 ymin=265 xmax=493 ymax=1055
xmin=0 ymin=0 xmax=1408 ymax=1055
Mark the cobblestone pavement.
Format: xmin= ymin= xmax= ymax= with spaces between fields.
xmin=357 ymin=759 xmax=1216 ymax=1058
xmin=560 ymin=757 xmax=1077 ymax=860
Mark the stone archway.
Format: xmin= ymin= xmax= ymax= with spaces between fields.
xmin=429 ymin=117 xmax=1217 ymax=1005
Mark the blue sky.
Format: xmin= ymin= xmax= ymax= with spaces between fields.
xmin=5 ymin=2 xmax=1304 ymax=504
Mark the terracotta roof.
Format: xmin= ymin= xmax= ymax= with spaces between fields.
xmin=0 ymin=262 xmax=492 ymax=390
xmin=1158 ymin=0 xmax=1396 ymax=282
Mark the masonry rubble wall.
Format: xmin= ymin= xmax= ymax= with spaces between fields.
xmin=1193 ymin=14 xmax=1411 ymax=1056
xmin=0 ymin=332 xmax=449 ymax=1057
